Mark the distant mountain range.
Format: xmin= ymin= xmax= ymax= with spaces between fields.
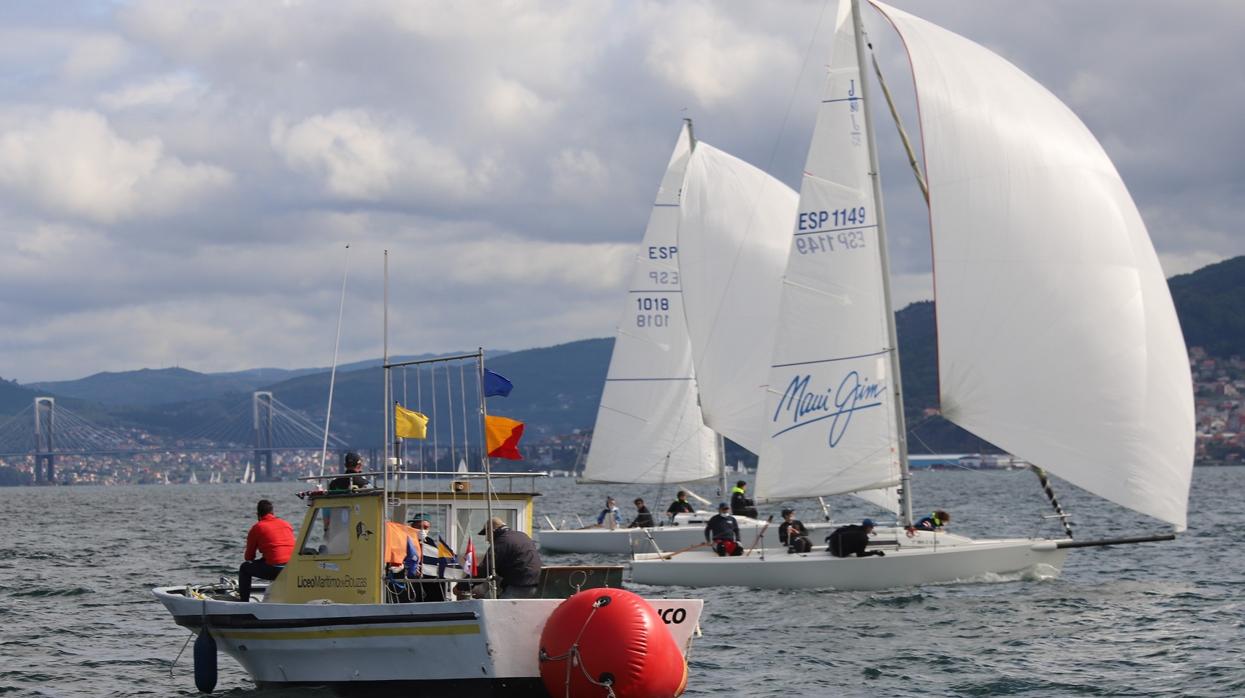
xmin=3 ymin=256 xmax=1242 ymax=453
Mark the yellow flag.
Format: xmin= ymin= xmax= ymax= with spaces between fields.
xmin=394 ymin=403 xmax=428 ymax=439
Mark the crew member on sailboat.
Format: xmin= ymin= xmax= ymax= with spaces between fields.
xmin=730 ymin=480 xmax=757 ymax=519
xmin=666 ymin=491 xmax=695 ymax=522
xmin=912 ymin=510 xmax=950 ymax=532
xmin=628 ymin=499 xmax=655 ymax=528
xmin=705 ymin=503 xmax=742 ymax=557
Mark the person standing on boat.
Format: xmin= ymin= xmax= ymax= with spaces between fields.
xmin=827 ymin=518 xmax=884 ymax=558
xmin=778 ymin=508 xmax=812 ymax=553
xmin=730 ymin=480 xmax=758 ymax=519
xmin=593 ymin=497 xmax=622 ymax=529
xmin=627 ymin=498 xmax=655 ymax=528
xmin=666 ymin=491 xmax=695 ymax=522
xmin=912 ymin=510 xmax=950 ymax=532
xmin=327 ymin=452 xmax=369 ymax=492
xmin=705 ymin=503 xmax=742 ymax=556
xmin=238 ymin=499 xmax=294 ymax=602
xmin=476 ymin=517 xmax=542 ymax=598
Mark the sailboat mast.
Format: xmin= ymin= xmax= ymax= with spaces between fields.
xmin=716 ymin=434 xmax=727 ymax=500
xmin=851 ymin=0 xmax=914 ymax=527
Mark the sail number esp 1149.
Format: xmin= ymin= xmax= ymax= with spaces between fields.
xmin=795 ymin=207 xmax=869 ymax=255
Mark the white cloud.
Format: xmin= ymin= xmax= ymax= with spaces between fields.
xmin=270 ymin=109 xmax=491 ymax=202
xmin=60 ymin=33 xmax=132 ymax=81
xmin=98 ymin=73 xmax=204 ymax=110
xmin=550 ymin=148 xmax=609 ymax=202
xmin=0 ymin=109 xmax=232 ymax=223
xmin=643 ymin=2 xmax=798 ymax=107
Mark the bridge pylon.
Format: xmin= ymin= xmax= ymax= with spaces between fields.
xmin=34 ymin=397 xmax=55 ymax=483
xmin=253 ymin=392 xmax=274 ymax=480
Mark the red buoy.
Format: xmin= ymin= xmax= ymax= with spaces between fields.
xmin=539 ymin=588 xmax=688 ymax=698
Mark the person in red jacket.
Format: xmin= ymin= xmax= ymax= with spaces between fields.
xmin=238 ymin=499 xmax=295 ymax=602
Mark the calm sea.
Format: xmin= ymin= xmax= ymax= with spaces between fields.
xmin=0 ymin=467 xmax=1241 ymax=697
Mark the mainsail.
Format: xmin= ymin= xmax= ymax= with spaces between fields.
xmin=756 ymin=0 xmax=903 ymax=504
xmin=677 ymin=143 xmax=798 ymax=455
xmin=580 ymin=123 xmax=718 ymax=484
xmin=871 ymin=1 xmax=1195 ymax=530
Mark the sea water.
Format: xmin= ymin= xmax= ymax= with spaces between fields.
xmin=0 ymin=467 xmax=1241 ymax=697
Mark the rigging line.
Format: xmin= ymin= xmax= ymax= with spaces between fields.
xmin=320 ymin=243 xmax=352 ymax=478
xmin=867 ymin=37 xmax=928 ymax=202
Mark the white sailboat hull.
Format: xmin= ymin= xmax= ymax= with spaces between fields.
xmin=539 ymin=514 xmax=818 ymax=555
xmin=153 ymin=587 xmax=702 ymax=692
xmin=629 ymin=533 xmax=1068 ymax=591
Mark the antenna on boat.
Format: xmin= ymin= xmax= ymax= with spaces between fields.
xmin=319 ymin=243 xmax=351 ymax=478
xmin=851 ymin=0 xmax=914 ymax=528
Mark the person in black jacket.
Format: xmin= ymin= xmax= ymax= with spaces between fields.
xmin=827 ymin=518 xmax=884 ymax=558
xmin=729 ymin=480 xmax=758 ymax=519
xmin=704 ymin=503 xmax=742 ymax=556
xmin=628 ymin=498 xmax=655 ymax=528
xmin=666 ymin=491 xmax=695 ymax=522
xmin=477 ymin=517 xmax=542 ymax=598
xmin=778 ymin=508 xmax=812 ymax=553
xmin=327 ymin=452 xmax=369 ymax=491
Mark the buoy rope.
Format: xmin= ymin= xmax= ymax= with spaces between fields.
xmin=169 ymin=632 xmax=193 ymax=677
xmin=540 ymin=597 xmax=618 ymax=698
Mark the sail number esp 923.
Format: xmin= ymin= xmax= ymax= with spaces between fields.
xmin=795 ymin=207 xmax=868 ymax=255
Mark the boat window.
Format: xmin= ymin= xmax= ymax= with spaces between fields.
xmin=300 ymin=506 xmax=352 ymax=556
xmin=456 ymin=508 xmax=517 ymax=555
xmin=398 ymin=503 xmax=450 ymax=547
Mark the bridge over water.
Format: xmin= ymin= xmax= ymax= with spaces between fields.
xmin=0 ymin=392 xmax=349 ymax=483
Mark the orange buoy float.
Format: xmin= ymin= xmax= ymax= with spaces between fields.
xmin=539 ymin=588 xmax=688 ymax=698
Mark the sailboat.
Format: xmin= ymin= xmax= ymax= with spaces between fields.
xmin=238 ymin=462 xmax=255 ymax=484
xmin=188 ymin=470 xmax=199 ymax=485
xmin=631 ymin=0 xmax=1193 ymax=590
xmin=538 ymin=120 xmax=800 ymax=555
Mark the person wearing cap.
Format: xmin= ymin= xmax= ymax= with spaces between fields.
xmin=778 ymin=508 xmax=812 ymax=554
xmin=237 ymin=499 xmax=294 ymax=602
xmin=913 ymin=510 xmax=950 ymax=532
xmin=327 ymin=452 xmax=369 ymax=492
xmin=704 ymin=503 xmax=742 ymax=556
xmin=666 ymin=490 xmax=695 ymax=522
xmin=730 ymin=480 xmax=758 ymax=519
xmin=827 ymin=518 xmax=885 ymax=558
xmin=404 ymin=513 xmax=446 ymax=602
xmin=476 ymin=517 xmax=542 ymax=598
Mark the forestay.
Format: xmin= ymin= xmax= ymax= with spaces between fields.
xmin=871 ymin=1 xmax=1194 ymax=529
xmin=756 ymin=0 xmax=902 ymax=502
xmin=677 ymin=143 xmax=797 ymax=455
xmin=581 ymin=123 xmax=718 ymax=484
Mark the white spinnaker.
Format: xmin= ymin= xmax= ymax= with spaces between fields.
xmin=581 ymin=123 xmax=718 ymax=484
xmin=756 ymin=0 xmax=902 ymax=503
xmin=678 ymin=143 xmax=798 ymax=456
xmin=872 ymin=1 xmax=1195 ymax=529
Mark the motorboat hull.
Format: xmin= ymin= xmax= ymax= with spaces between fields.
xmin=153 ymin=587 xmax=702 ymax=690
xmin=629 ymin=534 xmax=1068 ymax=591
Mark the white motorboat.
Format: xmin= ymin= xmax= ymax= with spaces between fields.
xmin=154 ymin=351 xmax=706 ymax=694
xmin=632 ymin=0 xmax=1192 ymax=590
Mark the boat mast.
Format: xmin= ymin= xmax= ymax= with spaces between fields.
xmin=851 ymin=0 xmax=914 ymax=527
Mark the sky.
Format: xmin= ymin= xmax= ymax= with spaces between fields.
xmin=2 ymin=0 xmax=1241 ymax=382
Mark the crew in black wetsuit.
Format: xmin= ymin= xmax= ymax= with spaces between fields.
xmin=827 ymin=518 xmax=884 ymax=558
xmin=730 ymin=480 xmax=758 ymax=519
xmin=628 ymin=499 xmax=655 ymax=528
xmin=666 ymin=491 xmax=695 ymax=522
xmin=705 ymin=503 xmax=742 ymax=556
xmin=778 ymin=508 xmax=812 ymax=553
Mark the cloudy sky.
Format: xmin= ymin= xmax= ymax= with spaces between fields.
xmin=2 ymin=0 xmax=1241 ymax=382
